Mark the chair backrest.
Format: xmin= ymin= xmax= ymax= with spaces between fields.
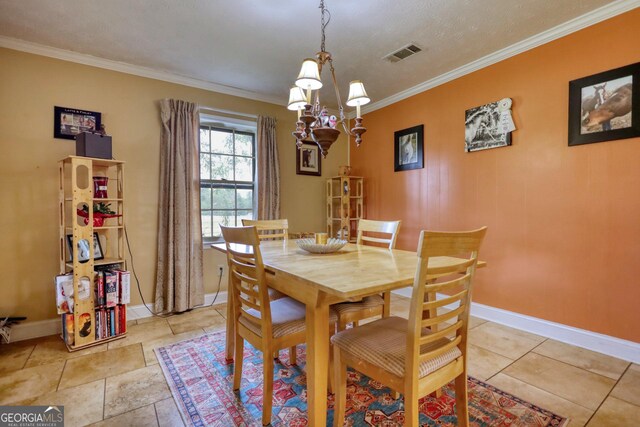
xmin=220 ymin=225 xmax=273 ymax=339
xmin=357 ymin=219 xmax=402 ymax=249
xmin=242 ymin=219 xmax=289 ymax=242
xmin=405 ymin=227 xmax=487 ymax=378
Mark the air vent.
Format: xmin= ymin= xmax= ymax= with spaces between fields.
xmin=383 ymin=43 xmax=422 ymax=63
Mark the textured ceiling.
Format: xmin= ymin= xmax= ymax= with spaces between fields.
xmin=0 ymin=0 xmax=618 ymax=108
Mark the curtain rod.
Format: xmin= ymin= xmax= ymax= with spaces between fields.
xmin=198 ymin=105 xmax=258 ymax=120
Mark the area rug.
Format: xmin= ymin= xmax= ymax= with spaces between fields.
xmin=155 ymin=331 xmax=568 ymax=427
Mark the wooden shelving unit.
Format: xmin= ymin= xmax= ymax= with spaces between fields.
xmin=326 ymin=176 xmax=364 ymax=242
xmin=58 ymin=156 xmax=127 ymax=351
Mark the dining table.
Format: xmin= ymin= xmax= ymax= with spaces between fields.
xmin=211 ymin=239 xmax=486 ymax=427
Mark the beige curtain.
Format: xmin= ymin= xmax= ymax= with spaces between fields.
xmin=257 ymin=116 xmax=280 ymax=220
xmin=154 ymin=99 xmax=204 ymax=313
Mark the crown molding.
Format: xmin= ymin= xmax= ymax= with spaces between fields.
xmin=361 ymin=0 xmax=640 ymax=115
xmin=0 ymin=36 xmax=286 ymax=107
xmin=2 ymin=0 xmax=638 ymax=114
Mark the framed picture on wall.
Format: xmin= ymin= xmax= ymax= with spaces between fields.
xmin=296 ymin=142 xmax=322 ymax=176
xmin=394 ymin=125 xmax=424 ymax=171
xmin=568 ymin=62 xmax=639 ymax=146
xmin=54 ymin=106 xmax=102 ymax=140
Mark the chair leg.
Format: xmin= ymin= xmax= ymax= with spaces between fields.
xmin=382 ymin=291 xmax=391 ymax=317
xmin=332 ymin=346 xmax=346 ymax=427
xmin=262 ymin=353 xmax=274 ymax=426
xmin=454 ymin=373 xmax=469 ymax=427
xmin=353 ymin=320 xmax=359 ymax=327
xmin=233 ymin=334 xmax=244 ymax=391
xmin=273 ymin=350 xmax=279 ymax=359
xmin=337 ymin=319 xmax=347 ymax=332
xmin=289 ymin=346 xmax=297 ymax=365
xmin=404 ymin=387 xmax=419 ymax=427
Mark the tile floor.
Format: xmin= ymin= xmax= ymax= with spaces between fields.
xmin=1 ymin=295 xmax=638 ymax=426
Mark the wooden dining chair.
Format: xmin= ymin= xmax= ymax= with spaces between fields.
xmin=222 ymin=225 xmax=336 ymax=426
xmin=332 ymin=219 xmax=401 ymax=331
xmin=242 ymin=218 xmax=289 ymax=242
xmin=331 ymin=227 xmax=487 ymax=427
xmin=242 ymin=219 xmax=289 ymax=302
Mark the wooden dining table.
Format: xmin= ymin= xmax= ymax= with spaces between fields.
xmin=211 ymin=239 xmax=486 ymax=427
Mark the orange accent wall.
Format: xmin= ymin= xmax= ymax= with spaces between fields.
xmin=351 ymin=9 xmax=640 ymax=342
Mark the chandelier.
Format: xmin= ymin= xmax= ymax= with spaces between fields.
xmin=287 ymin=0 xmax=371 ymax=158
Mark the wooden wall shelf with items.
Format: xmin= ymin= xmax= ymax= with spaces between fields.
xmin=326 ymin=176 xmax=364 ymax=242
xmin=57 ymin=156 xmax=129 ymax=351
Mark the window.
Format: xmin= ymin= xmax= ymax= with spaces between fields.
xmin=199 ymin=125 xmax=255 ymax=242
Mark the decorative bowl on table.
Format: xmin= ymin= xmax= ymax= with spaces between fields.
xmin=295 ymin=238 xmax=348 ymax=254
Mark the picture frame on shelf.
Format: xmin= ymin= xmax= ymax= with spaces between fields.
xmin=296 ymin=142 xmax=322 ymax=176
xmin=54 ymin=106 xmax=102 ymax=140
xmin=568 ymin=62 xmax=639 ymax=146
xmin=66 ymin=233 xmax=104 ymax=262
xmin=394 ymin=125 xmax=424 ymax=172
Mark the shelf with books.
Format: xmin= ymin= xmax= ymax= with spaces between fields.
xmin=57 ymin=156 xmax=128 ymax=351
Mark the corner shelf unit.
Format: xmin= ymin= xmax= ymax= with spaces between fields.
xmin=326 ymin=176 xmax=364 ymax=242
xmin=58 ymin=156 xmax=127 ymax=351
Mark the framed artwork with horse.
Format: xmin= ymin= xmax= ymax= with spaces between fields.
xmin=569 ymin=62 xmax=639 ymax=146
xmin=394 ymin=124 xmax=424 ymax=172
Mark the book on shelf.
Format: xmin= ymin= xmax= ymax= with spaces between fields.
xmin=105 ymin=271 xmax=118 ymax=308
xmin=95 ymin=271 xmax=105 ymax=306
xmin=116 ymin=270 xmax=131 ymax=304
xmin=62 ymin=313 xmax=74 ymax=346
xmin=55 ymin=268 xmax=130 ymax=345
xmin=55 ymin=273 xmax=73 ymax=314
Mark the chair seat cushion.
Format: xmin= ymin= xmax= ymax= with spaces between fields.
xmin=239 ymin=297 xmax=337 ymax=339
xmin=331 ymin=294 xmax=384 ymax=316
xmin=331 ymin=316 xmax=461 ymax=379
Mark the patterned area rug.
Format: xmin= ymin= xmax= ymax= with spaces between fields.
xmin=156 ymin=331 xmax=568 ymax=426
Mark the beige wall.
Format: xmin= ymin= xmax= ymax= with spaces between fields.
xmin=0 ymin=47 xmax=347 ymax=323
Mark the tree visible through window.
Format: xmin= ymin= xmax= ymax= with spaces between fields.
xmin=200 ymin=125 xmax=255 ymax=241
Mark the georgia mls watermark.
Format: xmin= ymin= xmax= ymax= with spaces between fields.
xmin=0 ymin=406 xmax=64 ymax=427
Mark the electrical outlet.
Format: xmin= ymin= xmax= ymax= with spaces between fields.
xmin=217 ymin=264 xmax=225 ymax=274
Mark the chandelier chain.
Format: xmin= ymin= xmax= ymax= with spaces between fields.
xmin=319 ymin=0 xmax=331 ymax=53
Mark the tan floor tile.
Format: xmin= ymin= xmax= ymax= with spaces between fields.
xmin=610 ymin=363 xmax=640 ymax=407
xmin=0 ymin=361 xmax=65 ymax=404
xmin=108 ymin=319 xmax=174 ymax=350
xmin=467 ymin=344 xmax=513 ymax=381
xmin=59 ymin=343 xmax=145 ymax=390
xmin=17 ymin=380 xmax=105 ymax=427
xmin=155 ymin=397 xmax=185 ymax=427
xmin=104 ymin=364 xmax=171 ymax=418
xmin=25 ymin=335 xmax=107 ymax=368
xmin=142 ymin=330 xmax=205 ymax=365
xmin=533 ymin=340 xmax=629 ymax=380
xmin=0 ymin=339 xmax=35 ymax=374
xmin=488 ymin=373 xmax=593 ymax=427
xmin=135 ymin=315 xmax=170 ymax=325
xmin=166 ymin=306 xmax=227 ymax=334
xmin=586 ymin=396 xmax=640 ymax=427
xmin=89 ymin=404 xmax=159 ymax=427
xmin=468 ymin=315 xmax=487 ymax=329
xmin=502 ymin=353 xmax=615 ymax=410
xmin=468 ymin=322 xmax=545 ymax=359
xmin=215 ymin=308 xmax=227 ymax=319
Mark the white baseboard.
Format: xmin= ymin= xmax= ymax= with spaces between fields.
xmin=8 ymin=291 xmax=228 ymax=343
xmin=392 ymin=288 xmax=640 ymax=364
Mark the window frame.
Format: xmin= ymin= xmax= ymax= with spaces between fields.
xmin=199 ymin=124 xmax=256 ymax=244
